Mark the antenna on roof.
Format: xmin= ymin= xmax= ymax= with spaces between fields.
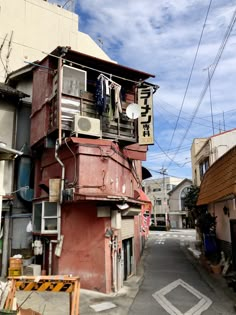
xmin=62 ymin=0 xmax=75 ymax=12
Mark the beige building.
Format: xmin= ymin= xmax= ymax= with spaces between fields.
xmin=143 ymin=176 xmax=183 ymax=229
xmin=191 ymin=128 xmax=236 ymax=186
xmin=168 ymin=178 xmax=192 ymax=229
xmin=197 ymin=146 xmax=236 ymax=266
xmin=0 ymin=0 xmax=114 ymax=81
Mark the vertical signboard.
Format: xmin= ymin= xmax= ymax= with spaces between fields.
xmin=138 ymin=86 xmax=154 ymax=145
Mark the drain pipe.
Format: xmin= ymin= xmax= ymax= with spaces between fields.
xmin=48 ymin=240 xmax=58 ymax=275
xmin=55 ymin=139 xmax=64 ymax=240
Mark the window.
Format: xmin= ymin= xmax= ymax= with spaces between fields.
xmin=62 ymin=65 xmax=87 ymax=97
xmin=199 ymin=158 xmax=209 ymax=179
xmin=153 ymin=187 xmax=161 ymax=192
xmin=166 ymin=184 xmax=172 ymax=191
xmin=155 ymin=199 xmax=162 ymax=206
xmin=33 ymin=202 xmax=59 ymax=234
xmin=180 ymin=187 xmax=190 ymax=211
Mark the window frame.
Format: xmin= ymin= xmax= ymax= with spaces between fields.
xmin=33 ymin=201 xmax=59 ymax=234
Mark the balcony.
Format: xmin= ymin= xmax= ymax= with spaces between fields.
xmin=30 ymin=47 xmax=155 ymax=149
xmin=48 ymin=82 xmax=137 ymax=146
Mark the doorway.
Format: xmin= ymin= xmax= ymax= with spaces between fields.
xmin=230 ymin=220 xmax=236 ymax=270
xmin=122 ymin=238 xmax=133 ymax=280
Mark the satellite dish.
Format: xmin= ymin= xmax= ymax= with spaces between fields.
xmin=126 ymin=103 xmax=141 ymax=119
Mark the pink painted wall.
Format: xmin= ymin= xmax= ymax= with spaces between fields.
xmin=35 ymin=139 xmax=142 ymax=200
xmin=134 ymin=215 xmax=141 ymax=267
xmin=56 ymin=202 xmax=112 ymax=293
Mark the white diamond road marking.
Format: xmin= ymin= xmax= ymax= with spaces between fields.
xmin=152 ymin=279 xmax=212 ymax=315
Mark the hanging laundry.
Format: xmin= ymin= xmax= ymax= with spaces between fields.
xmin=105 ymin=79 xmax=110 ymax=96
xmin=95 ymin=76 xmax=106 ymax=115
xmin=114 ymin=85 xmax=122 ymax=119
xmin=96 ymin=74 xmax=122 ymax=118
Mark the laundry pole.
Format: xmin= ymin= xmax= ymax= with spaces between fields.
xmin=0 ymin=160 xmax=5 ymax=233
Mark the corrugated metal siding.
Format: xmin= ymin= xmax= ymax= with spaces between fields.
xmin=12 ymin=218 xmax=31 ymax=249
xmin=121 ymin=218 xmax=134 ymax=240
xmin=197 ymin=146 xmax=236 ymax=205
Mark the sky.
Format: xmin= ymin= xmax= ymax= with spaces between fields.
xmin=50 ymin=0 xmax=236 ymax=180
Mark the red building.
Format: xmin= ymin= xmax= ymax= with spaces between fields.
xmin=30 ymin=47 xmax=155 ymax=293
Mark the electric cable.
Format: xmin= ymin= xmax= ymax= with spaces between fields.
xmin=167 ymin=7 xmax=236 ymax=168
xmin=0 ymin=35 xmax=152 ymax=85
xmin=164 ymin=0 xmax=213 ymax=165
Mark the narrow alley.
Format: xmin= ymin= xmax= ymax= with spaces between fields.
xmin=129 ymin=230 xmax=236 ymax=315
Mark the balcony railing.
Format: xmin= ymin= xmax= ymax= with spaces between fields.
xmin=49 ymin=90 xmax=137 ymax=144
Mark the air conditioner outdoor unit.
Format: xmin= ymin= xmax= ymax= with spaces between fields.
xmin=73 ymin=114 xmax=101 ymax=137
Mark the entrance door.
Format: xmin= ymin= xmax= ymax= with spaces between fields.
xmin=122 ymin=238 xmax=133 ymax=280
xmin=230 ymin=220 xmax=236 ymax=270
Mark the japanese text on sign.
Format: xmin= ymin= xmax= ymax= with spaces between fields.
xmin=138 ymin=87 xmax=154 ymax=145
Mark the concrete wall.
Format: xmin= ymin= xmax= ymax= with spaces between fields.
xmin=143 ymin=177 xmax=183 ymax=214
xmin=212 ymin=200 xmax=236 ymax=243
xmin=211 ymin=130 xmax=236 ymax=163
xmin=168 ymin=181 xmax=192 ymax=229
xmin=0 ymin=0 xmax=113 ymax=81
xmin=191 ymin=138 xmax=208 ymax=186
xmin=0 ymin=100 xmax=15 ymax=193
xmin=191 ymin=131 xmax=236 ymax=186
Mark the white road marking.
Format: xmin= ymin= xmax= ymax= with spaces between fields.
xmin=89 ymin=302 xmax=117 ymax=312
xmin=152 ymin=279 xmax=212 ymax=315
xmin=155 ymin=240 xmax=165 ymax=245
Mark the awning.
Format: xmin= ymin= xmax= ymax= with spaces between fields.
xmin=0 ymin=142 xmax=23 ymax=160
xmin=197 ymin=145 xmax=236 ymax=205
xmin=134 ymin=189 xmax=152 ymax=211
xmin=121 ymin=207 xmax=140 ymax=216
xmin=142 ymin=166 xmax=152 ymax=180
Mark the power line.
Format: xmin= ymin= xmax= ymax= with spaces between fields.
xmin=167 ymin=7 xmax=236 ymax=168
xmin=154 ymin=140 xmax=185 ymax=167
xmin=143 ymin=168 xmax=186 ymax=179
xmin=158 ymin=96 xmax=236 ymax=121
xmin=165 ymin=0 xmax=213 ymax=163
xmin=0 ymin=34 xmax=150 ymax=85
xmin=157 ymin=104 xmax=217 ymax=130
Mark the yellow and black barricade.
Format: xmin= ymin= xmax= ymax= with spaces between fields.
xmin=5 ymin=275 xmax=80 ymax=315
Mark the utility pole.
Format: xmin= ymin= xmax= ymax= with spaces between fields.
xmin=159 ymin=167 xmax=168 ymax=228
xmin=203 ymin=65 xmax=215 ymax=135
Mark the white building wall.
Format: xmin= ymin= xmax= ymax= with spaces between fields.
xmin=143 ymin=177 xmax=183 ymax=214
xmin=191 ymin=130 xmax=236 ymax=186
xmin=191 ymin=138 xmax=208 ymax=186
xmin=210 ymin=130 xmax=236 ymax=163
xmin=0 ymin=100 xmax=15 ymax=193
xmin=0 ymin=0 xmax=113 ymax=81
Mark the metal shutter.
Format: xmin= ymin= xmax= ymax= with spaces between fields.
xmin=121 ymin=218 xmax=134 ymax=240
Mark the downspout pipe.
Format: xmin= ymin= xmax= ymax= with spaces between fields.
xmin=48 ymin=239 xmax=58 ymax=275
xmin=55 ymin=139 xmax=64 ymax=242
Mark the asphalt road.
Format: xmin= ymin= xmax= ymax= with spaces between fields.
xmin=129 ymin=230 xmax=236 ymax=315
